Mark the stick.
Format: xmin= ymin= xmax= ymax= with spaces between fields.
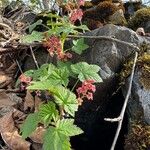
xmin=0 ymin=88 xmax=20 ymax=93
xmin=104 ymin=52 xmax=138 ymax=150
xmin=67 ymin=35 xmax=140 ymax=51
xmin=19 ymin=35 xmax=140 ymax=51
xmin=30 ymin=46 xmax=39 ymax=69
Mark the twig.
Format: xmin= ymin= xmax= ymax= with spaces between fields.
xmin=67 ymin=35 xmax=140 ymax=51
xmin=30 ymin=46 xmax=39 ymax=69
xmin=0 ymin=88 xmax=20 ymax=93
xmin=15 ymin=59 xmax=23 ymax=74
xmin=19 ymin=34 xmax=140 ymax=51
xmin=104 ymin=52 xmax=138 ymax=150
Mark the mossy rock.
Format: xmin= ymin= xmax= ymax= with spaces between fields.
xmin=128 ymin=7 xmax=150 ymax=32
xmin=125 ymin=122 xmax=150 ymax=150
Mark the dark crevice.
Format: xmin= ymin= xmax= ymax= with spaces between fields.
xmin=71 ymin=89 xmax=128 ymax=150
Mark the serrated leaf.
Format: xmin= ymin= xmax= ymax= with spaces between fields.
xmin=48 ymin=64 xmax=57 ymax=75
xmin=72 ymin=38 xmax=89 ymax=55
xmin=20 ymin=113 xmax=39 ymax=139
xmin=71 ymin=62 xmax=102 ymax=82
xmin=58 ymin=119 xmax=83 ymax=136
xmin=43 ymin=126 xmax=71 ymax=150
xmin=39 ymin=102 xmax=58 ymax=126
xmin=21 ymin=31 xmax=44 ymax=44
xmin=53 ymin=86 xmax=78 ymax=117
xmin=27 ymin=79 xmax=58 ymax=90
xmin=28 ymin=19 xmax=43 ymax=33
xmin=57 ymin=61 xmax=75 ymax=78
xmin=49 ymin=67 xmax=69 ymax=87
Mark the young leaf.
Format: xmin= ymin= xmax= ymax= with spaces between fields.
xmin=21 ymin=31 xmax=44 ymax=44
xmin=71 ymin=62 xmax=102 ymax=82
xmin=43 ymin=126 xmax=71 ymax=150
xmin=57 ymin=61 xmax=75 ymax=78
xmin=39 ymin=102 xmax=58 ymax=126
xmin=28 ymin=19 xmax=43 ymax=33
xmin=49 ymin=67 xmax=69 ymax=87
xmin=20 ymin=113 xmax=39 ymax=139
xmin=27 ymin=80 xmax=58 ymax=90
xmin=72 ymin=38 xmax=89 ymax=55
xmin=58 ymin=119 xmax=83 ymax=136
xmin=53 ymin=86 xmax=78 ymax=117
xmin=74 ymin=25 xmax=90 ymax=31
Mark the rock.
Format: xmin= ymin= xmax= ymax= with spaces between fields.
xmin=122 ymin=68 xmax=150 ymax=124
xmin=109 ymin=9 xmax=127 ymax=26
xmin=145 ymin=20 xmax=150 ymax=33
xmin=72 ymin=24 xmax=150 ymax=133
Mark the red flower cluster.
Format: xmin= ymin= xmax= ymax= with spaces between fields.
xmin=69 ymin=9 xmax=83 ymax=24
xmin=43 ymin=35 xmax=72 ymax=61
xmin=76 ymin=80 xmax=96 ymax=105
xmin=19 ymin=74 xmax=32 ymax=91
xmin=19 ymin=74 xmax=32 ymax=84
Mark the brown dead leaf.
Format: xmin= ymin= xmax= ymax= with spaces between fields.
xmin=34 ymin=96 xmax=43 ymax=112
xmin=30 ymin=127 xmax=45 ymax=144
xmin=0 ymin=73 xmax=12 ymax=88
xmin=0 ymin=92 xmax=17 ymax=108
xmin=0 ymin=111 xmax=31 ymax=150
xmin=24 ymin=90 xmax=34 ymax=112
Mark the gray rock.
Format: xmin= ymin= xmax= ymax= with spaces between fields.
xmin=72 ymin=24 xmax=150 ymax=132
xmin=122 ymin=69 xmax=150 ymax=124
xmin=145 ymin=20 xmax=150 ymax=33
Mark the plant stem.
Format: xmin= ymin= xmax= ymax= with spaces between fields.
xmin=71 ymin=78 xmax=80 ymax=92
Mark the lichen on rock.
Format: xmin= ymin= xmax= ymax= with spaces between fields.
xmin=128 ymin=7 xmax=150 ymax=32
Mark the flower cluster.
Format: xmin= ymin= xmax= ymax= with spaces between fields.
xmin=19 ymin=74 xmax=32 ymax=84
xmin=76 ymin=80 xmax=96 ymax=105
xmin=69 ymin=9 xmax=83 ymax=24
xmin=19 ymin=74 xmax=32 ymax=91
xmin=43 ymin=36 xmax=72 ymax=61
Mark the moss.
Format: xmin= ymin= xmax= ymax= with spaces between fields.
xmin=91 ymin=0 xmax=112 ymax=5
xmin=83 ymin=1 xmax=126 ymax=29
xmin=120 ymin=43 xmax=150 ymax=89
xmin=124 ymin=121 xmax=150 ymax=150
xmin=128 ymin=7 xmax=150 ymax=30
xmin=83 ymin=1 xmax=118 ymax=23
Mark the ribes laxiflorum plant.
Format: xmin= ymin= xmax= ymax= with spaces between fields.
xmin=19 ymin=1 xmax=102 ymax=150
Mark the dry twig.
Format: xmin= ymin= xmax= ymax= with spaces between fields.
xmin=30 ymin=46 xmax=39 ymax=69
xmin=104 ymin=52 xmax=138 ymax=150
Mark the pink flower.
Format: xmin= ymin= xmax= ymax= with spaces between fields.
xmin=43 ymin=36 xmax=72 ymax=61
xmin=76 ymin=79 xmax=96 ymax=105
xmin=19 ymin=74 xmax=32 ymax=84
xmin=69 ymin=9 xmax=83 ymax=24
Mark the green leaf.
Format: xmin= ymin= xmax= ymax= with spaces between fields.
xmin=48 ymin=64 xmax=57 ymax=75
xmin=20 ymin=113 xmax=39 ymax=139
xmin=39 ymin=102 xmax=58 ymax=126
xmin=43 ymin=126 xmax=71 ymax=150
xmin=74 ymin=25 xmax=90 ymax=31
xmin=21 ymin=31 xmax=44 ymax=44
xmin=58 ymin=119 xmax=83 ymax=136
xmin=27 ymin=79 xmax=58 ymax=90
xmin=53 ymin=86 xmax=78 ymax=117
xmin=72 ymin=38 xmax=89 ymax=55
xmin=28 ymin=19 xmax=43 ymax=33
xmin=71 ymin=62 xmax=102 ymax=83
xmin=57 ymin=61 xmax=75 ymax=78
xmin=49 ymin=67 xmax=69 ymax=87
